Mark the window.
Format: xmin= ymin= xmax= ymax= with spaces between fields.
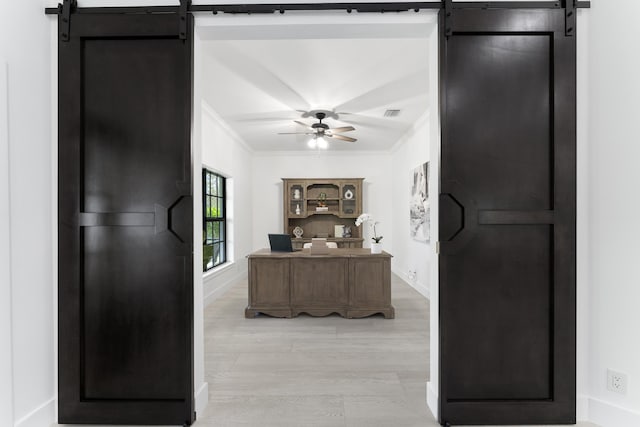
xmin=203 ymin=169 xmax=226 ymax=271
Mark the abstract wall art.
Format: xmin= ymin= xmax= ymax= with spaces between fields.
xmin=410 ymin=162 xmax=430 ymax=242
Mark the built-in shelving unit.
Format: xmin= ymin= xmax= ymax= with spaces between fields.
xmin=283 ymin=178 xmax=364 ymax=249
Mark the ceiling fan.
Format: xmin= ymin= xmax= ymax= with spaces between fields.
xmin=278 ymin=111 xmax=357 ymax=144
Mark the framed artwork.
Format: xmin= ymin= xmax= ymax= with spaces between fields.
xmin=410 ymin=162 xmax=430 ymax=242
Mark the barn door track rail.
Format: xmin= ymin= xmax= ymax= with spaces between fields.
xmin=46 ymin=0 xmax=590 ymax=41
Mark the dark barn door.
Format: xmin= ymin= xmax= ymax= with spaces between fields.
xmin=58 ymin=12 xmax=195 ymax=425
xmin=439 ymin=7 xmax=576 ymax=425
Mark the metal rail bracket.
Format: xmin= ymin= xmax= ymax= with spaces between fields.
xmin=565 ymin=0 xmax=576 ymax=36
xmin=44 ymin=1 xmax=591 ymax=24
xmin=179 ymin=0 xmax=191 ymax=40
xmin=444 ymin=0 xmax=453 ymax=38
xmin=59 ymin=0 xmax=76 ymax=41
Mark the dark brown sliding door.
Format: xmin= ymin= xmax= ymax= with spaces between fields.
xmin=439 ymin=7 xmax=576 ymax=425
xmin=58 ymin=12 xmax=194 ymax=425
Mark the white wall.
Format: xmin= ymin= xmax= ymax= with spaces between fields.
xmin=192 ymin=33 xmax=255 ymax=413
xmin=425 ymin=23 xmax=441 ymax=419
xmin=576 ymin=8 xmax=591 ymax=420
xmin=586 ymin=1 xmax=640 ymax=425
xmin=390 ymin=114 xmax=431 ymax=298
xmin=1 ymin=1 xmax=56 ymax=426
xmin=251 ymin=152 xmax=393 ymax=251
xmin=192 ymin=33 xmax=208 ymax=415
xmin=1 ymin=58 xmax=15 ymax=427
xmin=199 ymin=101 xmax=254 ymax=305
xmin=197 ymin=34 xmax=255 ymax=310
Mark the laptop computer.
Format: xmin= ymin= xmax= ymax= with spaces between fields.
xmin=268 ymin=234 xmax=297 ymax=252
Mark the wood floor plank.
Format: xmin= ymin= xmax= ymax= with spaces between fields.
xmin=199 ymin=274 xmax=432 ymax=425
xmin=197 ymin=274 xmax=594 ymax=427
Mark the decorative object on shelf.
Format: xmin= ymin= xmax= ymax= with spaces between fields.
xmin=295 ymin=203 xmax=301 ymax=215
xmin=356 ymin=213 xmax=383 ymax=253
xmin=334 ymin=225 xmax=345 ymax=238
xmin=293 ymin=226 xmax=304 ymax=238
xmin=344 ymin=189 xmax=354 ymax=200
xmin=410 ymin=162 xmax=430 ymax=242
xmin=293 ymin=188 xmax=301 ymax=200
xmin=317 ymin=192 xmax=327 ymax=207
xmin=282 ymin=178 xmax=364 ymax=249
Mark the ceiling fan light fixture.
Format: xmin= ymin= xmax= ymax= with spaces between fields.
xmin=280 ymin=110 xmax=356 ymax=147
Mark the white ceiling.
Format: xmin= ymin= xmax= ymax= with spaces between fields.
xmin=200 ymin=35 xmax=432 ymax=152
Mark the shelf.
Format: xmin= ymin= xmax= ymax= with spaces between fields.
xmin=288 ymin=212 xmax=342 ymax=219
xmin=283 ymin=178 xmax=364 ymax=247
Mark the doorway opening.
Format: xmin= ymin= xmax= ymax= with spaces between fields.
xmin=191 ymin=10 xmax=440 ymax=424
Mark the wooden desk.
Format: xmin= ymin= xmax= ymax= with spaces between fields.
xmin=245 ymin=248 xmax=394 ymax=319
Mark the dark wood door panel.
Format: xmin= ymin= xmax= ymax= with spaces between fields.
xmin=443 ymin=226 xmax=552 ymax=401
xmin=446 ymin=34 xmax=553 ymax=211
xmin=83 ymin=38 xmax=189 ymax=213
xmin=58 ymin=12 xmax=194 ymax=426
xmin=82 ymin=227 xmax=187 ymax=401
xmin=439 ymin=7 xmax=576 ymax=425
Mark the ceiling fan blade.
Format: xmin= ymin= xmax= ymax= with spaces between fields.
xmin=329 ymin=126 xmax=355 ymax=133
xmin=294 ymin=120 xmax=312 ymax=130
xmin=327 ymin=134 xmax=357 ymax=143
xmin=278 ymin=132 xmax=315 ymax=135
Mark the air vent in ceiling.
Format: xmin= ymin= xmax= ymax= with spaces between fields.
xmin=384 ymin=109 xmax=401 ymax=117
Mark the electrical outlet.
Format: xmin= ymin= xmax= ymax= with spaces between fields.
xmin=407 ymin=270 xmax=417 ymax=282
xmin=607 ymin=369 xmax=628 ymax=394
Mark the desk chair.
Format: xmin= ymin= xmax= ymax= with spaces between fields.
xmin=303 ymin=242 xmax=338 ymax=249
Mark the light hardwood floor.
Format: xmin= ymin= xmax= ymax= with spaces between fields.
xmin=196 ymin=275 xmax=599 ymax=427
xmin=197 ymin=274 xmax=429 ymax=427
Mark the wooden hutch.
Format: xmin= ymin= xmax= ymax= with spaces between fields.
xmin=282 ymin=178 xmax=364 ymax=249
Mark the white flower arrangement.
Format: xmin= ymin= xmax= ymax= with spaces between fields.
xmin=355 ymin=213 xmax=383 ymax=243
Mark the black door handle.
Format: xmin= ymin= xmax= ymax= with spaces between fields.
xmin=438 ymin=184 xmax=478 ymax=255
xmin=440 ymin=193 xmax=464 ymax=242
xmin=155 ymin=195 xmax=192 ymax=245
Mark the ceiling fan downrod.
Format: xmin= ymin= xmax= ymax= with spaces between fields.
xmin=311 ymin=112 xmax=329 ymax=133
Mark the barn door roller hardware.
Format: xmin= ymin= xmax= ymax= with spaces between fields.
xmin=565 ymin=0 xmax=576 ymax=36
xmin=58 ymin=0 xmax=76 ymax=41
xmin=46 ymin=1 xmax=590 ymax=41
xmin=179 ymin=0 xmax=190 ymax=40
xmin=444 ymin=0 xmax=453 ymax=38
xmin=442 ymin=0 xmax=588 ymax=38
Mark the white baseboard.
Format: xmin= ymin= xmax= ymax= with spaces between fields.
xmin=577 ymin=394 xmax=589 ymax=421
xmin=203 ymin=269 xmax=247 ymax=307
xmin=14 ymin=397 xmax=55 ymax=427
xmin=195 ymin=381 xmax=209 ymax=416
xmin=426 ymin=381 xmax=438 ymax=421
xmin=413 ymin=279 xmax=430 ymax=299
xmin=392 ymin=269 xmax=430 ymax=299
xmin=587 ymin=396 xmax=640 ymax=427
